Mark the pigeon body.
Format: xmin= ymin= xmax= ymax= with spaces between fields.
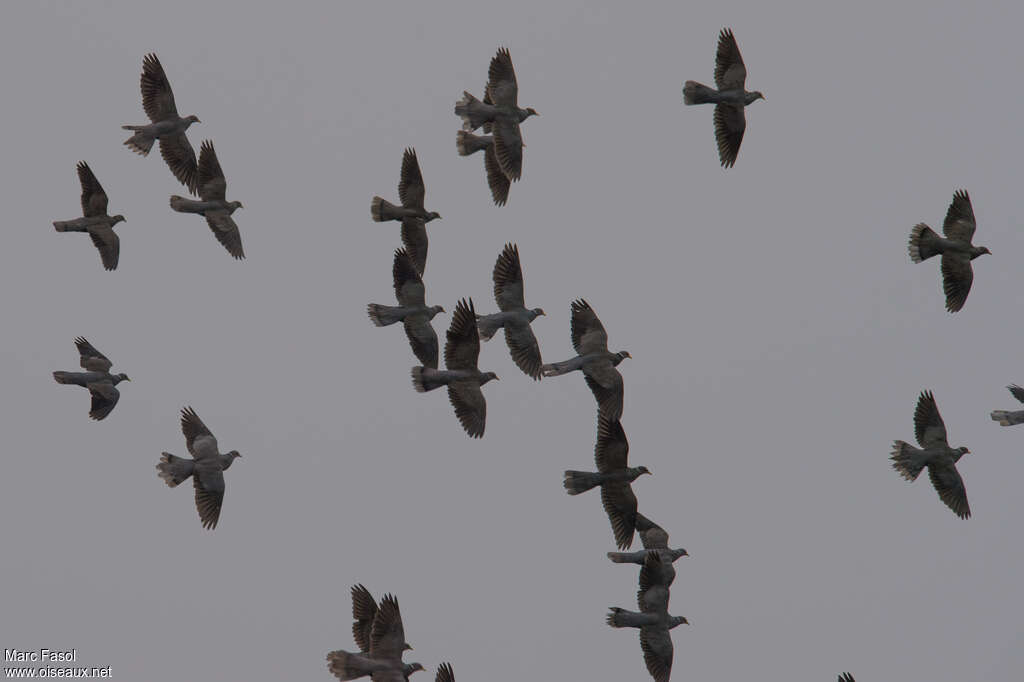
xmin=907 ymin=190 xmax=989 ymax=312
xmin=991 ymin=384 xmax=1024 ymax=426
xmin=53 ymin=162 xmax=125 ymax=270
xmin=368 ymin=248 xmax=444 ymax=368
xmin=683 ymin=28 xmax=764 ymax=168
xmin=170 ymin=140 xmax=244 ymax=259
xmin=156 ymin=407 xmax=242 ymax=529
xmin=890 ymin=390 xmax=971 ymax=519
xmin=564 ymin=414 xmax=650 ymax=549
xmin=371 ymin=148 xmax=440 ymax=275
xmin=456 ymin=129 xmax=511 ymax=205
xmin=542 ymin=299 xmax=630 ymax=420
xmin=327 ymin=590 xmax=423 ymax=682
xmin=53 ymin=337 xmax=130 ymax=420
xmin=475 ymin=244 xmax=545 ymax=378
xmin=455 ymin=48 xmax=538 ymax=181
xmin=122 ymin=53 xmax=200 ymax=193
xmin=412 ymin=298 xmax=498 ymax=438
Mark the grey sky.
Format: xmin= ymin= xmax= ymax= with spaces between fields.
xmin=2 ymin=1 xmax=1023 ymax=680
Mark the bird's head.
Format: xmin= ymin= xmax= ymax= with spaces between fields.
xmin=669 ymin=548 xmax=689 ymax=560
xmin=524 ymin=107 xmax=539 ymax=118
xmin=636 ymin=465 xmax=652 ymax=476
xmin=530 ymin=307 xmax=546 ymax=319
xmin=229 ymin=450 xmax=242 ymax=460
xmin=425 ymin=211 xmax=442 ymax=222
xmin=116 ymin=373 xmax=131 ymax=383
xmin=959 ymin=446 xmax=970 ymax=456
xmin=113 ymin=215 xmax=127 ymax=225
xmin=185 ymin=115 xmax=201 ymax=125
xmin=746 ymin=91 xmax=765 ymax=104
xmin=971 ymin=246 xmax=991 ymax=259
xmin=231 ymin=201 xmax=244 ymax=211
xmin=613 ymin=350 xmax=632 ymax=365
xmin=671 ymin=616 xmax=690 ymax=627
xmin=402 ymin=643 xmax=413 ymax=652
xmin=430 ymin=305 xmax=446 ymax=318
xmin=482 ymin=371 xmax=499 ymax=384
xmin=403 ymin=663 xmax=425 ymax=675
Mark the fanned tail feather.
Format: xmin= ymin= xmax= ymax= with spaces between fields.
xmin=990 ymin=410 xmax=1024 ymax=426
xmin=563 ymin=470 xmax=602 ymax=495
xmin=371 ymin=196 xmax=401 ymax=222
xmin=475 ymin=315 xmax=502 ymax=341
xmin=890 ymin=440 xmax=926 ymax=481
xmin=412 ymin=366 xmax=444 ymax=393
xmin=908 ymin=223 xmax=942 ymax=263
xmin=683 ymin=80 xmax=717 ymax=105
xmin=156 ymin=452 xmax=194 ymax=488
xmin=122 ymin=128 xmax=154 ymax=155
xmin=367 ymin=304 xmax=404 ymax=327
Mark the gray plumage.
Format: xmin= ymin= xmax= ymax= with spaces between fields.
xmin=475 ymin=243 xmax=545 ymax=379
xmin=542 ymin=299 xmax=630 ymax=420
xmin=156 ymin=407 xmax=242 ymax=530
xmin=53 ymin=162 xmax=125 ymax=270
xmin=412 ymin=298 xmax=499 ymax=438
xmin=564 ymin=414 xmax=650 ymax=549
xmin=170 ymin=140 xmax=244 ymax=259
xmin=634 ymin=513 xmax=672 ymax=550
xmin=990 ymin=384 xmax=1024 ymax=426
xmin=607 ymin=558 xmax=688 ymax=682
xmin=907 ymin=189 xmax=990 ymax=312
xmin=454 ymin=48 xmax=538 ymax=181
xmin=890 ymin=390 xmax=971 ymax=519
xmin=368 ymin=248 xmax=444 ymax=368
xmin=122 ymin=53 xmax=200 ymax=193
xmin=327 ymin=591 xmax=423 ymax=682
xmin=683 ymin=28 xmax=764 ymax=168
xmin=456 ymin=129 xmax=511 ymax=206
xmin=53 ymin=337 xmax=130 ymax=420
xmin=371 ymin=148 xmax=441 ymax=275
xmin=608 ymin=548 xmax=689 ymax=591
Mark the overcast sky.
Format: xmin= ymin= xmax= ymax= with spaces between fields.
xmin=2 ymin=1 xmax=1023 ymax=680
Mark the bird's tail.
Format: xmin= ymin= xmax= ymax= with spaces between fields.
xmin=990 ymin=410 xmax=1024 ymax=426
xmin=53 ymin=220 xmax=84 ymax=233
xmin=169 ymin=195 xmax=200 ymax=213
xmin=121 ymin=128 xmax=154 ymax=155
xmin=475 ymin=314 xmax=502 ymax=341
xmin=412 ymin=366 xmax=445 ymax=393
xmin=371 ymin=196 xmax=401 ymax=222
xmin=683 ymin=80 xmax=717 ymax=105
xmin=52 ymin=371 xmax=70 ymax=383
xmin=563 ymin=470 xmax=602 ymax=495
xmin=890 ymin=441 xmax=927 ymax=481
xmin=325 ymin=650 xmax=371 ymax=682
xmin=456 ymin=130 xmax=491 ymax=156
xmin=908 ymin=223 xmax=942 ymax=263
xmin=605 ymin=607 xmax=644 ymax=628
xmin=606 ymin=551 xmax=637 ymax=564
xmin=156 ymin=452 xmax=194 ymax=488
xmin=367 ymin=303 xmax=404 ymax=327
xmin=454 ymin=91 xmax=491 ymax=131
xmin=541 ymin=359 xmax=575 ymax=377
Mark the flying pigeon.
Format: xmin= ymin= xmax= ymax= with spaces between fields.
xmin=327 ymin=591 xmax=424 ymax=681
xmin=890 ymin=390 xmax=971 ymax=519
xmin=122 ymin=53 xmax=200 ymax=193
xmin=542 ymin=299 xmax=630 ymax=420
xmin=456 ymin=129 xmax=511 ymax=206
xmin=475 ymin=243 xmax=545 ymax=379
xmin=53 ymin=162 xmax=125 ymax=270
xmin=170 ymin=140 xmax=244 ymax=259
xmin=991 ymin=384 xmax=1024 ymax=426
xmin=156 ymin=407 xmax=242 ymax=529
xmin=367 ymin=248 xmax=444 ymax=368
xmin=412 ymin=298 xmax=499 ymax=438
xmin=371 ymin=148 xmax=441 ymax=275
xmin=53 ymin=337 xmax=130 ymax=420
xmin=908 ymin=189 xmax=990 ymax=312
xmin=455 ymin=48 xmax=538 ymax=181
xmin=683 ymin=28 xmax=765 ymax=168
xmin=564 ymin=414 xmax=650 ymax=549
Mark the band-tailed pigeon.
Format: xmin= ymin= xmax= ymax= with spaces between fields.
xmin=908 ymin=189 xmax=990 ymax=312
xmin=890 ymin=390 xmax=971 ymax=519
xmin=412 ymin=298 xmax=498 ymax=438
xmin=475 ymin=243 xmax=545 ymax=379
xmin=53 ymin=337 xmax=130 ymax=420
xmin=170 ymin=140 xmax=244 ymax=259
xmin=368 ymin=248 xmax=444 ymax=368
xmin=991 ymin=384 xmax=1024 ymax=426
xmin=683 ymin=28 xmax=764 ymax=168
xmin=156 ymin=407 xmax=242 ymax=530
xmin=53 ymin=162 xmax=125 ymax=270
xmin=122 ymin=53 xmax=200 ymax=193
xmin=371 ymin=148 xmax=441 ymax=275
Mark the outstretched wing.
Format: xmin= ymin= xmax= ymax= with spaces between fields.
xmin=75 ymin=337 xmax=112 ymax=372
xmin=197 ymin=140 xmax=227 ymax=201
xmin=714 ymin=28 xmax=747 ymax=90
xmin=487 ymin=47 xmax=519 ymax=107
xmin=444 ymin=299 xmax=480 ymax=371
xmin=86 ymin=381 xmax=120 ymax=420
xmin=570 ymin=299 xmax=609 ymax=355
xmin=140 ymin=53 xmax=179 ymax=122
xmin=398 ymin=148 xmax=426 ymax=209
xmin=77 ymin=162 xmax=109 ymax=217
xmin=928 ymin=460 xmax=971 ymax=519
xmin=942 ymin=189 xmax=976 ymax=242
xmin=913 ymin=390 xmax=948 ymax=448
